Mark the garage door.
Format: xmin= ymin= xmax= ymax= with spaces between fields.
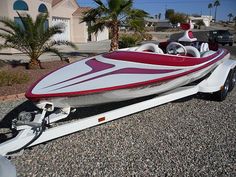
xmin=52 ymin=17 xmax=71 ymax=41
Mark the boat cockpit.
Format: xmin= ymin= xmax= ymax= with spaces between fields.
xmin=120 ymin=22 xmax=218 ymax=58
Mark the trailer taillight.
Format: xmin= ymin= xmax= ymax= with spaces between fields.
xmin=98 ymin=117 xmax=105 ymax=122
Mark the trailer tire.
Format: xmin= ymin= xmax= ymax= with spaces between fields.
xmin=229 ymin=68 xmax=236 ymax=92
xmin=214 ymin=73 xmax=231 ymax=101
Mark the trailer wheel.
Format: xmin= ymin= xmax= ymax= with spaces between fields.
xmin=214 ymin=73 xmax=231 ymax=101
xmin=229 ymin=68 xmax=236 ymax=92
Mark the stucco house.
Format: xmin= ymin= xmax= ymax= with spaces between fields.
xmin=0 ymin=0 xmax=109 ymax=53
xmin=189 ymin=15 xmax=212 ymax=27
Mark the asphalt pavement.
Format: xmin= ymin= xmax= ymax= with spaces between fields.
xmin=224 ymin=45 xmax=236 ymax=59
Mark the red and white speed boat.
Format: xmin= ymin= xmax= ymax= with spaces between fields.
xmin=1 ymin=23 xmax=235 ymax=161
xmin=25 ymin=23 xmax=230 ymax=108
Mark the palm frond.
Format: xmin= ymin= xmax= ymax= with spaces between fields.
xmin=47 ymin=40 xmax=77 ymax=49
xmin=88 ymin=21 xmax=106 ymax=34
xmin=0 ymin=32 xmax=13 ymax=40
xmin=0 ymin=27 xmax=14 ymax=35
xmin=39 ymin=24 xmax=64 ymax=47
xmin=34 ymin=12 xmax=49 ymax=34
xmin=117 ymin=0 xmax=133 ymax=15
xmin=0 ymin=42 xmax=29 ymax=55
xmin=94 ymin=0 xmax=106 ymax=8
xmin=42 ymin=47 xmax=64 ymax=60
xmin=0 ymin=44 xmax=7 ymax=50
xmin=0 ymin=43 xmax=15 ymax=51
xmin=81 ymin=9 xmax=98 ymax=23
xmin=0 ymin=12 xmax=75 ymax=67
xmin=0 ymin=17 xmax=19 ymax=31
xmin=81 ymin=6 xmax=108 ymax=23
xmin=108 ymin=0 xmax=121 ymax=12
xmin=16 ymin=12 xmax=34 ymax=34
xmin=33 ymin=40 xmax=76 ymax=60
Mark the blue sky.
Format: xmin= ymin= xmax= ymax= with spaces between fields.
xmin=77 ymin=0 xmax=236 ymax=21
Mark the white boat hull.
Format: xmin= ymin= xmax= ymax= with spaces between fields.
xmin=26 ymin=49 xmax=229 ymax=108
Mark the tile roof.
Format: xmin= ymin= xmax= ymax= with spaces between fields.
xmin=52 ymin=0 xmax=80 ymax=7
xmin=72 ymin=7 xmax=91 ymax=16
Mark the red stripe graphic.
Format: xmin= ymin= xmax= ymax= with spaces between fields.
xmin=44 ymin=59 xmax=115 ymax=88
xmin=50 ymin=67 xmax=180 ymax=91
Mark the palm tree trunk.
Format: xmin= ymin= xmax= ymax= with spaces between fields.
xmin=110 ymin=21 xmax=119 ymax=51
xmin=28 ymin=58 xmax=42 ymax=69
xmin=214 ymin=6 xmax=217 ymax=21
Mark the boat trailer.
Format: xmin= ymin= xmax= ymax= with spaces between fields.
xmin=0 ymin=59 xmax=236 ymax=176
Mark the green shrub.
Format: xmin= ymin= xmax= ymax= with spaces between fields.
xmin=0 ymin=71 xmax=29 ymax=87
xmin=119 ymin=34 xmax=140 ymax=48
xmin=119 ymin=33 xmax=153 ymax=48
xmin=196 ymin=20 xmax=205 ymax=29
xmin=0 ymin=60 xmax=7 ymax=68
xmin=169 ymin=12 xmax=188 ymax=25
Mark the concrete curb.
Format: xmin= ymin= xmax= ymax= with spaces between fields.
xmin=0 ymin=93 xmax=25 ymax=102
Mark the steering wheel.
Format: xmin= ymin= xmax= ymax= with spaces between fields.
xmin=166 ymin=42 xmax=187 ymax=55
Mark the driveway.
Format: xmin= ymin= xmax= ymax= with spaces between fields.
xmin=0 ymin=40 xmax=111 ymax=63
xmin=224 ymin=45 xmax=236 ymax=59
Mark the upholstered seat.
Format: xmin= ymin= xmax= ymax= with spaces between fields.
xmin=200 ymin=43 xmax=209 ymax=53
xmin=136 ymin=43 xmax=164 ymax=54
xmin=201 ymin=50 xmax=215 ymax=57
xmin=185 ymin=46 xmax=200 ymax=58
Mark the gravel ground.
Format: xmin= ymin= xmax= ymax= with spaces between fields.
xmin=0 ymin=87 xmax=235 ymax=177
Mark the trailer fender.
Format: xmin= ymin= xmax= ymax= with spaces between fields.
xmin=199 ymin=59 xmax=236 ymax=93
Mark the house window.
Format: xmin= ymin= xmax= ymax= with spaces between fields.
xmin=13 ymin=0 xmax=29 ymax=11
xmin=44 ymin=19 xmax=49 ymax=30
xmin=14 ymin=17 xmax=25 ymax=30
xmin=38 ymin=4 xmax=48 ymax=13
xmin=14 ymin=17 xmax=49 ymax=31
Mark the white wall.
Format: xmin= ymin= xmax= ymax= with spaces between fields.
xmin=189 ymin=15 xmax=212 ymax=27
xmin=91 ymin=27 xmax=109 ymax=41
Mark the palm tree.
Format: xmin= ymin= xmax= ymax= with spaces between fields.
xmin=196 ymin=20 xmax=205 ymax=29
xmin=125 ymin=9 xmax=149 ymax=33
xmin=234 ymin=17 xmax=236 ymax=29
xmin=228 ymin=13 xmax=233 ymax=22
xmin=208 ymin=3 xmax=213 ymax=16
xmin=214 ymin=0 xmax=220 ymax=21
xmin=81 ymin=0 xmax=148 ymax=51
xmin=0 ymin=12 xmax=76 ymax=69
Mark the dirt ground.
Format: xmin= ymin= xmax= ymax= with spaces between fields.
xmin=0 ymin=61 xmax=68 ymax=96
